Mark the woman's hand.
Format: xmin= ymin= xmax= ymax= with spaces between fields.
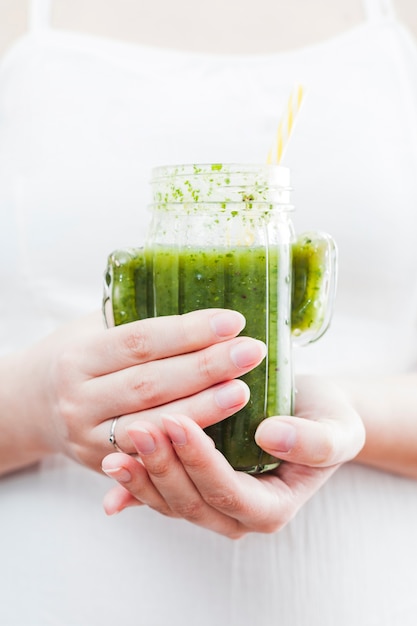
xmin=0 ymin=309 xmax=266 ymax=475
xmin=101 ymin=377 xmax=365 ymax=538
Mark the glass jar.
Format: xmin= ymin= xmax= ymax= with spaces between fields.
xmin=103 ymin=163 xmax=337 ymax=473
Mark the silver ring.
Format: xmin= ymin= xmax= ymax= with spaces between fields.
xmin=109 ymin=417 xmax=125 ymax=453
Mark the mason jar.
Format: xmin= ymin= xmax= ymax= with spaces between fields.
xmin=103 ymin=163 xmax=337 ymax=473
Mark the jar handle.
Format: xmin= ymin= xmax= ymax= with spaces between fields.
xmin=103 ymin=247 xmax=147 ymax=327
xmin=291 ymin=232 xmax=338 ymax=346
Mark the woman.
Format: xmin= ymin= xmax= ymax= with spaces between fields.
xmin=1 ymin=1 xmax=417 ymax=624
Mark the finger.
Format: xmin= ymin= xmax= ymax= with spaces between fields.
xmin=102 ymin=482 xmax=144 ymax=515
xmin=102 ymin=453 xmax=168 ymax=515
xmin=159 ymin=416 xmax=341 ymax=533
xmin=158 ymin=415 xmax=335 ymax=537
xmin=103 ymin=419 xmax=342 ymax=537
xmin=255 ymin=377 xmax=366 ymax=467
xmin=76 ymin=378 xmax=249 ymax=467
xmin=108 ymin=422 xmax=244 ymax=537
xmin=255 ymin=416 xmax=344 ymax=466
xmin=84 ymin=335 xmax=265 ymax=420
xmin=93 ymin=378 xmax=250 ymax=462
xmin=80 ymin=309 xmax=247 ymax=376
xmin=159 ymin=415 xmax=291 ymax=534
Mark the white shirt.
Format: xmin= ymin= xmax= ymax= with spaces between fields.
xmin=1 ymin=1 xmax=417 ymax=624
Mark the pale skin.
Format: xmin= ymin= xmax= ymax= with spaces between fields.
xmin=101 ymin=377 xmax=364 ymax=539
xmin=100 ymin=373 xmax=417 ymax=538
xmin=2 ymin=306 xmax=416 ymax=539
xmin=0 ymin=309 xmax=267 ymax=475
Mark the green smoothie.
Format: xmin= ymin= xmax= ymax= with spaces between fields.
xmin=291 ymin=233 xmax=334 ymax=339
xmin=104 ymin=235 xmax=331 ymax=472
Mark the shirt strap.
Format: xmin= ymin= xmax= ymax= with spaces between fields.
xmin=362 ymin=0 xmax=396 ymax=22
xmin=28 ymin=0 xmax=52 ymax=35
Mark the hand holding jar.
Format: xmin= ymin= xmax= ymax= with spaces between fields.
xmin=0 ymin=309 xmax=265 ymax=476
xmin=104 ymin=163 xmax=338 ymax=473
xmin=101 ymin=376 xmax=365 ymax=538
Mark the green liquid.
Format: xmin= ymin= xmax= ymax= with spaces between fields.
xmin=104 ymin=237 xmax=330 ymax=473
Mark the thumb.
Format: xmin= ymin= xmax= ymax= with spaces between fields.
xmin=255 ymin=377 xmax=365 ymax=467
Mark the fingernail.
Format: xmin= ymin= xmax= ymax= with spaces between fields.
xmin=210 ymin=311 xmax=245 ymax=337
xmin=256 ymin=420 xmax=297 ymax=453
xmin=102 ymin=466 xmax=132 ymax=483
xmin=214 ymin=380 xmax=249 ymax=409
xmin=103 ymin=491 xmax=123 ymax=515
xmin=128 ymin=426 xmax=156 ymax=454
xmin=230 ymin=339 xmax=267 ymax=369
xmin=162 ymin=415 xmax=187 ymax=446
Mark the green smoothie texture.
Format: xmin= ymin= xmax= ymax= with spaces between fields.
xmin=104 ymin=236 xmax=330 ymax=472
xmin=152 ymin=244 xmax=291 ymax=472
xmin=291 ymin=233 xmax=335 ymax=340
xmin=105 ymin=236 xmax=329 ymax=335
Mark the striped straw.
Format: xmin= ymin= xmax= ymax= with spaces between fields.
xmin=267 ymin=84 xmax=305 ymax=164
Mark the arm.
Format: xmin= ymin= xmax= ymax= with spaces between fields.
xmin=343 ymin=374 xmax=417 ymax=479
xmin=0 ymin=350 xmax=52 ymax=474
xmin=0 ymin=309 xmax=265 ymax=476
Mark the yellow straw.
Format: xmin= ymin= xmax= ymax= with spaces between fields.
xmin=267 ymin=84 xmax=305 ymax=164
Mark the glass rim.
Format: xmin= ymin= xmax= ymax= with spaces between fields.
xmin=148 ymin=201 xmax=295 ymax=211
xmin=151 ymin=162 xmax=291 ymax=187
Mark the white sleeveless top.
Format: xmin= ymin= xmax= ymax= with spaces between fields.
xmin=1 ymin=1 xmax=417 ymax=624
